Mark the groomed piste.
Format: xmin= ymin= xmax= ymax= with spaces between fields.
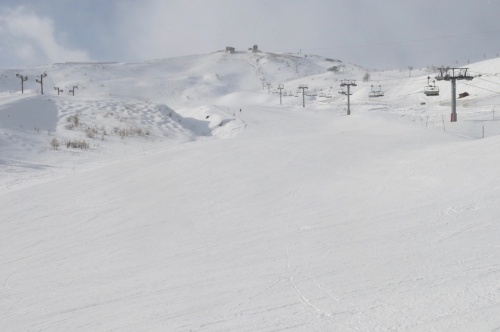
xmin=1 ymin=50 xmax=500 ymax=331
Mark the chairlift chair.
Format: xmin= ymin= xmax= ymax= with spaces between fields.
xmin=424 ymin=77 xmax=439 ymax=96
xmin=369 ymin=85 xmax=384 ymax=97
xmin=424 ymin=85 xmax=440 ymax=96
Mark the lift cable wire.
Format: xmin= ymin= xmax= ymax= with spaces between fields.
xmin=473 ymin=76 xmax=500 ymax=87
xmin=468 ymin=69 xmax=500 ymax=75
xmin=368 ymin=76 xmax=429 ymax=83
xmin=458 ymin=81 xmax=499 ymax=94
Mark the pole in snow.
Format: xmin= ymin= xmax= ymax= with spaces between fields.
xmin=69 ymin=85 xmax=78 ymax=96
xmin=16 ymin=73 xmax=28 ymax=94
xmin=435 ymin=67 xmax=473 ymax=122
xmin=36 ymin=72 xmax=47 ymax=95
xmin=340 ymin=80 xmax=357 ymax=115
xmin=278 ymin=84 xmax=284 ymax=105
xmin=298 ymin=84 xmax=308 ymax=107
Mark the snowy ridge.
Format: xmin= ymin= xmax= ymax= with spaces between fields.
xmin=1 ymin=51 xmax=500 ymax=331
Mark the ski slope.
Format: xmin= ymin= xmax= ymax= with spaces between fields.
xmin=1 ymin=50 xmax=500 ymax=331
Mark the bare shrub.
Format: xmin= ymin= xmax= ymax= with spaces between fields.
xmin=113 ymin=126 xmax=149 ymax=138
xmin=50 ymin=138 xmax=60 ymax=150
xmin=118 ymin=128 xmax=130 ymax=138
xmin=66 ymin=140 xmax=89 ymax=149
xmin=66 ymin=114 xmax=80 ymax=129
xmin=85 ymin=125 xmax=99 ymax=138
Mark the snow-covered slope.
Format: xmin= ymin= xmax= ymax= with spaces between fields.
xmin=1 ymin=51 xmax=500 ymax=331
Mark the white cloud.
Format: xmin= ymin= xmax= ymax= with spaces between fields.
xmin=113 ymin=0 xmax=288 ymax=61
xmin=0 ymin=6 xmax=90 ymax=66
xmin=2 ymin=0 xmax=499 ymax=68
xmin=109 ymin=0 xmax=500 ymax=68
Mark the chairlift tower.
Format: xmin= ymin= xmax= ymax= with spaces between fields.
xmin=435 ymin=67 xmax=473 ymax=122
xmin=54 ymin=86 xmax=63 ymax=95
xmin=16 ymin=73 xmax=28 ymax=94
xmin=278 ymin=84 xmax=284 ymax=105
xmin=69 ymin=85 xmax=78 ymax=96
xmin=36 ymin=72 xmax=47 ymax=95
xmin=340 ymin=80 xmax=357 ymax=115
xmin=298 ymin=84 xmax=308 ymax=107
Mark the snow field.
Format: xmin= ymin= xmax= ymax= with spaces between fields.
xmin=1 ymin=51 xmax=500 ymax=331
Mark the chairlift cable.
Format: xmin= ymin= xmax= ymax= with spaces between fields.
xmin=367 ymin=76 xmax=428 ymax=83
xmin=458 ymin=81 xmax=499 ymax=94
xmin=474 ymin=76 xmax=500 ymax=86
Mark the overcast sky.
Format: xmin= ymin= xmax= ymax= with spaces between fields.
xmin=1 ymin=0 xmax=499 ymax=69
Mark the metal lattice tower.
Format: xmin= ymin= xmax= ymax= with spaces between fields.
xmin=340 ymin=80 xmax=357 ymax=115
xmin=435 ymin=67 xmax=473 ymax=122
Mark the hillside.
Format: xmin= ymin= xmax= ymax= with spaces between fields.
xmin=1 ymin=51 xmax=500 ymax=331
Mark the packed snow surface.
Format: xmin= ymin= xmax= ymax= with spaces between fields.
xmin=1 ymin=51 xmax=500 ymax=331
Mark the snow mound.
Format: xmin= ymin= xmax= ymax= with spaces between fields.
xmin=0 ymin=95 xmax=58 ymax=131
xmin=175 ymin=105 xmax=246 ymax=139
